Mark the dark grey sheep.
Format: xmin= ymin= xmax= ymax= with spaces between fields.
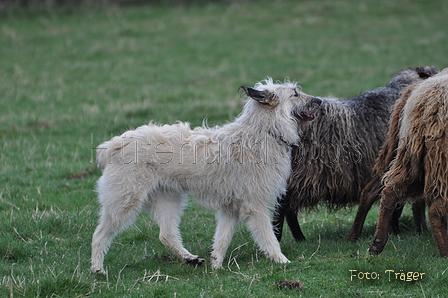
xmin=274 ymin=66 xmax=438 ymax=242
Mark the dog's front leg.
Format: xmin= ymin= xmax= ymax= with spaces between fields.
xmin=211 ymin=209 xmax=239 ymax=269
xmin=246 ymin=210 xmax=290 ymax=264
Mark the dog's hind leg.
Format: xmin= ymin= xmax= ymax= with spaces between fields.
xmin=211 ymin=208 xmax=239 ymax=269
xmin=151 ymin=194 xmax=205 ymax=266
xmin=246 ymin=210 xmax=290 ymax=265
xmin=91 ymin=179 xmax=144 ymax=274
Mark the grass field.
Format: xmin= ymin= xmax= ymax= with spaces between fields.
xmin=1 ymin=0 xmax=448 ymax=296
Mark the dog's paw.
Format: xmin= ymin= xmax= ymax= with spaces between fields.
xmin=90 ymin=266 xmax=106 ymax=274
xmin=210 ymin=255 xmax=224 ymax=270
xmin=184 ymin=256 xmax=205 ymax=266
xmin=272 ymin=254 xmax=290 ymax=264
xmin=279 ymin=257 xmax=291 ymax=264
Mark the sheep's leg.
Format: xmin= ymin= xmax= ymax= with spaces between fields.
xmin=285 ymin=209 xmax=306 ymax=242
xmin=273 ymin=192 xmax=306 ymax=242
xmin=391 ymin=204 xmax=404 ymax=235
xmin=273 ymin=195 xmax=287 ymax=242
xmin=412 ymin=199 xmax=427 ymax=234
xmin=348 ymin=176 xmax=382 ymax=242
xmin=428 ymin=199 xmax=448 ymax=257
xmin=369 ymin=185 xmax=399 ymax=255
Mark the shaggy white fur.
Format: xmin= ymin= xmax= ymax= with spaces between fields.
xmin=90 ymin=78 xmax=321 ymax=273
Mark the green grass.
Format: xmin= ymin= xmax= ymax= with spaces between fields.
xmin=1 ymin=0 xmax=448 ymax=296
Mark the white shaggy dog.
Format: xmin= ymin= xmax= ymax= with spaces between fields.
xmin=90 ymin=79 xmax=322 ymax=273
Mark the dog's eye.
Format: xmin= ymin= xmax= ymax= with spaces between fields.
xmin=293 ymin=90 xmax=299 ymax=97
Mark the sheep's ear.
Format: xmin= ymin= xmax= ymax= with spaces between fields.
xmin=240 ymin=86 xmax=277 ymax=106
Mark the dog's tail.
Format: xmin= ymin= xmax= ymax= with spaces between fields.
xmin=96 ymin=139 xmax=113 ymax=171
xmin=96 ymin=135 xmax=132 ymax=171
xmin=96 ymin=131 xmax=145 ymax=170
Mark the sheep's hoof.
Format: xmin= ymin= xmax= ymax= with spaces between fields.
xmin=368 ymin=238 xmax=384 ymax=255
xmin=368 ymin=246 xmax=380 ymax=255
xmin=348 ymin=233 xmax=360 ymax=242
xmin=348 ymin=237 xmax=357 ymax=243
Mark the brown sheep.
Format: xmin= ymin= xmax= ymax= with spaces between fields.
xmin=348 ymin=85 xmax=429 ymax=241
xmin=369 ymin=68 xmax=448 ymax=257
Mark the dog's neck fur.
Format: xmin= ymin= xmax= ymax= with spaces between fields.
xmin=267 ymin=129 xmax=295 ymax=148
xmin=233 ymin=98 xmax=299 ymax=148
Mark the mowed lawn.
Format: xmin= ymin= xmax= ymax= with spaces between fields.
xmin=1 ymin=0 xmax=448 ymax=297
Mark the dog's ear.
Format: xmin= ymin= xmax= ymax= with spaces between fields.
xmin=240 ymin=86 xmax=278 ymax=106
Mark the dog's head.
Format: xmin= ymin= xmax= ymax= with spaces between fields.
xmin=241 ymin=78 xmax=321 ymax=122
xmin=240 ymin=78 xmax=322 ymax=144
